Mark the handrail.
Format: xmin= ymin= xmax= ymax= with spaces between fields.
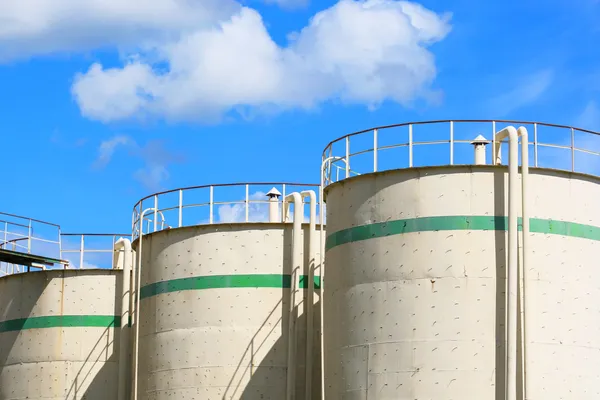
xmin=321 ymin=120 xmax=600 ymax=187
xmin=131 ymin=182 xmax=321 ymax=239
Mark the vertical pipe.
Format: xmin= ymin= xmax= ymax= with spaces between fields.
xmin=285 ymin=193 xmax=302 ymax=400
xmin=153 ymin=196 xmax=158 ymax=232
xmin=245 ymin=184 xmax=250 ymax=222
xmin=132 ymin=208 xmax=155 ymax=400
xmin=301 ymin=191 xmax=317 ymax=400
xmin=319 ymin=163 xmax=327 ymax=400
xmin=116 ymin=238 xmax=132 ymax=400
xmin=508 ymin=132 xmax=518 ymax=400
xmin=209 ymin=186 xmax=214 ymax=224
xmin=409 ymin=124 xmax=413 ymax=167
xmin=493 ymin=126 xmax=519 ymax=400
xmin=79 ymin=235 xmax=84 ymax=269
xmin=373 ymin=129 xmax=378 ymax=172
xmin=178 ymin=190 xmax=183 ymax=228
xmin=518 ymin=126 xmax=530 ymax=400
xmin=345 ymin=136 xmax=350 ymax=178
xmin=450 ymin=121 xmax=454 ymax=165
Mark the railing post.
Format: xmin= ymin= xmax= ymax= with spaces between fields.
xmin=281 ymin=184 xmax=286 ymax=223
xmin=245 ymin=184 xmax=250 ymax=222
xmin=345 ymin=136 xmax=350 ymax=178
xmin=492 ymin=121 xmax=497 ymax=164
xmin=79 ymin=235 xmax=84 ymax=269
xmin=111 ymin=235 xmax=116 ymax=269
xmin=27 ymin=220 xmax=32 ymax=254
xmin=534 ymin=123 xmax=538 ymax=167
xmin=450 ymin=121 xmax=454 ymax=165
xmin=131 ymin=207 xmax=136 ymax=239
xmin=209 ymin=186 xmax=214 ymax=224
xmin=571 ymin=128 xmax=575 ymax=171
xmin=409 ymin=124 xmax=413 ymax=167
xmin=373 ymin=129 xmax=378 ymax=172
xmin=3 ymin=222 xmax=6 ymax=249
xmin=178 ymin=190 xmax=183 ymax=228
xmin=153 ymin=195 xmax=158 ymax=232
xmin=58 ymin=228 xmax=63 ymax=263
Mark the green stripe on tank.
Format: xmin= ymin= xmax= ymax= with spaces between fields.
xmin=0 ymin=315 xmax=121 ymax=333
xmin=325 ymin=215 xmax=600 ymax=251
xmin=140 ymin=273 xmax=321 ymax=300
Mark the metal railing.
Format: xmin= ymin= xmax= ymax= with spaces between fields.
xmin=0 ymin=211 xmax=130 ymax=276
xmin=321 ymin=120 xmax=600 ymax=186
xmin=0 ymin=211 xmax=62 ymax=256
xmin=60 ymin=233 xmax=131 ymax=270
xmin=131 ymin=182 xmax=321 ymax=239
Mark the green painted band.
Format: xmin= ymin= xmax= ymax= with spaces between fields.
xmin=0 ymin=315 xmax=121 ymax=333
xmin=140 ymin=274 xmax=321 ymax=300
xmin=326 ymin=215 xmax=600 ymax=251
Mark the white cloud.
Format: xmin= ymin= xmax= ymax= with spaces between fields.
xmin=216 ymin=190 xmax=326 ymax=224
xmin=67 ymin=0 xmax=451 ymax=123
xmin=0 ymin=0 xmax=239 ymax=60
xmin=93 ymin=135 xmax=132 ymax=168
xmin=576 ymin=100 xmax=600 ymax=130
xmin=263 ymin=0 xmax=309 ymax=10
xmin=94 ymin=135 xmax=184 ymax=191
xmin=218 ymin=191 xmax=270 ymax=223
xmin=488 ymin=69 xmax=554 ymax=117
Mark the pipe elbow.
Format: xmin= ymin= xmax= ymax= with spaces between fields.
xmin=517 ymin=126 xmax=528 ymax=140
xmin=494 ymin=125 xmax=519 ymax=165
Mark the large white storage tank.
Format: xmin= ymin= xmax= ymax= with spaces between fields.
xmin=321 ymin=121 xmax=600 ymax=399
xmin=130 ymin=182 xmax=323 ymax=400
xmin=0 ymin=269 xmax=124 ymax=400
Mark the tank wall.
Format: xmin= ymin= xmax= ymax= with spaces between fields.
xmin=134 ymin=223 xmax=322 ymax=400
xmin=323 ymin=166 xmax=600 ymax=399
xmin=0 ymin=269 xmax=123 ymax=400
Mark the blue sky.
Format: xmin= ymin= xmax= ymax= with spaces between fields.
xmin=1 ymin=0 xmax=600 ymax=240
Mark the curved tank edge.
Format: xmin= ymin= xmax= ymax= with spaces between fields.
xmin=132 ymin=221 xmax=327 ymax=247
xmin=323 ymin=164 xmax=600 ymax=200
xmin=0 ymin=268 xmax=122 ymax=282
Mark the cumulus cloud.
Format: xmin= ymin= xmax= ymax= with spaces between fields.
xmin=0 ymin=0 xmax=239 ymax=60
xmin=66 ymin=0 xmax=451 ymax=123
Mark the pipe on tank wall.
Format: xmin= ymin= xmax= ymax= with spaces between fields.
xmin=132 ymin=208 xmax=155 ymax=400
xmin=493 ymin=126 xmax=519 ymax=400
xmin=517 ymin=126 xmax=530 ymax=400
xmin=300 ymin=190 xmax=317 ymax=400
xmin=284 ymin=193 xmax=303 ymax=400
xmin=114 ymin=237 xmax=132 ymax=400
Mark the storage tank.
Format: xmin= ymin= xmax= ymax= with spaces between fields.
xmin=0 ymin=269 xmax=124 ymax=400
xmin=322 ymin=121 xmax=600 ymax=399
xmin=130 ymin=182 xmax=323 ymax=400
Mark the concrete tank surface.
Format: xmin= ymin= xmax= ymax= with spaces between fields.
xmin=134 ymin=223 xmax=322 ymax=400
xmin=0 ymin=269 xmax=123 ymax=400
xmin=323 ymin=165 xmax=600 ymax=399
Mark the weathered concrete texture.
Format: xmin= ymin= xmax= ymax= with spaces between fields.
xmin=324 ymin=166 xmax=600 ymax=399
xmin=0 ymin=269 xmax=123 ymax=400
xmin=134 ymin=223 xmax=322 ymax=400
